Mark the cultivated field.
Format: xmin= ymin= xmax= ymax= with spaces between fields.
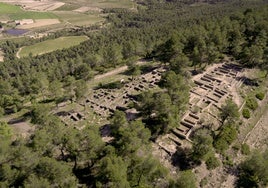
xmin=53 ymin=11 xmax=104 ymax=26
xmin=0 ymin=0 xmax=65 ymax=11
xmin=0 ymin=2 xmax=57 ymax=20
xmin=58 ymin=0 xmax=135 ymax=9
xmin=19 ymin=35 xmax=88 ymax=57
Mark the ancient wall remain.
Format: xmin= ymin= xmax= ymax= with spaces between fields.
xmin=158 ymin=62 xmax=244 ymax=154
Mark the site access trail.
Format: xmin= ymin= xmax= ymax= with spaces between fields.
xmin=93 ymin=60 xmax=148 ymax=81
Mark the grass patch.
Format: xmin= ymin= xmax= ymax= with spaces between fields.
xmin=245 ymin=97 xmax=258 ymax=111
xmin=241 ymin=143 xmax=250 ymax=155
xmin=0 ymin=2 xmax=56 ymax=20
xmin=19 ymin=36 xmax=88 ymax=57
xmin=242 ymin=108 xmax=251 ymax=119
xmin=255 ymin=92 xmax=265 ymax=100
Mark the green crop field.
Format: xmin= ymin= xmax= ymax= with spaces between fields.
xmin=0 ymin=2 xmax=57 ymax=20
xmin=19 ymin=36 xmax=88 ymax=57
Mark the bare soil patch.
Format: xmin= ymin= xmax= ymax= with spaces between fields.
xmin=10 ymin=121 xmax=34 ymax=137
xmin=73 ymin=6 xmax=102 ymax=13
xmin=16 ymin=19 xmax=60 ymax=29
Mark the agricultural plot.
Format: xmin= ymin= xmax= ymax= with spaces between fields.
xmin=0 ymin=0 xmax=65 ymax=11
xmin=19 ymin=35 xmax=88 ymax=57
xmin=58 ymin=0 xmax=135 ymax=9
xmin=0 ymin=2 xmax=57 ymax=20
xmin=54 ymin=11 xmax=104 ymax=26
xmin=16 ymin=19 xmax=61 ymax=29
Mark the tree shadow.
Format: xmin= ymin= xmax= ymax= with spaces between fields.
xmin=8 ymin=111 xmax=32 ymax=124
xmin=236 ymin=76 xmax=259 ymax=86
xmin=171 ymin=147 xmax=201 ymax=170
xmin=8 ymin=116 xmax=28 ymax=124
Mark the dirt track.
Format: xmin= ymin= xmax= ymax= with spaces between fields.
xmin=94 ymin=60 xmax=148 ymax=81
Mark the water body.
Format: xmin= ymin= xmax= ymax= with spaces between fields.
xmin=6 ymin=29 xmax=28 ymax=35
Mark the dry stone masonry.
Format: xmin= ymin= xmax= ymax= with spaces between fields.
xmin=84 ymin=66 xmax=165 ymax=118
xmin=158 ymin=62 xmax=244 ymax=154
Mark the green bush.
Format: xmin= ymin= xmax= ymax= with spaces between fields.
xmin=232 ymin=144 xmax=240 ymax=151
xmin=200 ymin=178 xmax=208 ymax=187
xmin=242 ymin=108 xmax=251 ymax=119
xmin=213 ymin=124 xmax=237 ymax=153
xmin=241 ymin=143 xmax=250 ymax=155
xmin=246 ymin=97 xmax=258 ymax=111
xmin=223 ymin=155 xmax=234 ymax=166
xmin=255 ymin=92 xmax=265 ymax=100
xmin=205 ymin=154 xmax=220 ymax=170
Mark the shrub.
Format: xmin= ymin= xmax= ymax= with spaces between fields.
xmin=213 ymin=124 xmax=237 ymax=153
xmin=242 ymin=108 xmax=251 ymax=119
xmin=241 ymin=143 xmax=250 ymax=155
xmin=223 ymin=155 xmax=234 ymax=166
xmin=200 ymin=178 xmax=208 ymax=187
xmin=232 ymin=143 xmax=240 ymax=151
xmin=255 ymin=92 xmax=265 ymax=100
xmin=205 ymin=154 xmax=220 ymax=170
xmin=245 ymin=97 xmax=258 ymax=111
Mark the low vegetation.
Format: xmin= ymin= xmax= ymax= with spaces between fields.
xmin=241 ymin=143 xmax=250 ymax=155
xmin=242 ymin=108 xmax=251 ymax=119
xmin=255 ymin=92 xmax=265 ymax=100
xmin=246 ymin=97 xmax=258 ymax=111
xmin=237 ymin=150 xmax=268 ymax=187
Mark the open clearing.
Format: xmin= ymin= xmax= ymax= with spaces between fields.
xmin=19 ymin=35 xmax=88 ymax=57
xmin=0 ymin=2 xmax=57 ymax=20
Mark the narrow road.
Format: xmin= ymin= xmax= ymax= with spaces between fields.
xmin=93 ymin=60 xmax=148 ymax=81
xmin=16 ymin=47 xmax=22 ymax=59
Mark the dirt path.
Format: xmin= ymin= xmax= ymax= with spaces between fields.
xmin=0 ymin=49 xmax=4 ymax=62
xmin=94 ymin=60 xmax=148 ymax=81
xmin=16 ymin=47 xmax=22 ymax=59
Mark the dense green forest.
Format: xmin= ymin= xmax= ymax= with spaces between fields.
xmin=0 ymin=0 xmax=268 ymax=187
